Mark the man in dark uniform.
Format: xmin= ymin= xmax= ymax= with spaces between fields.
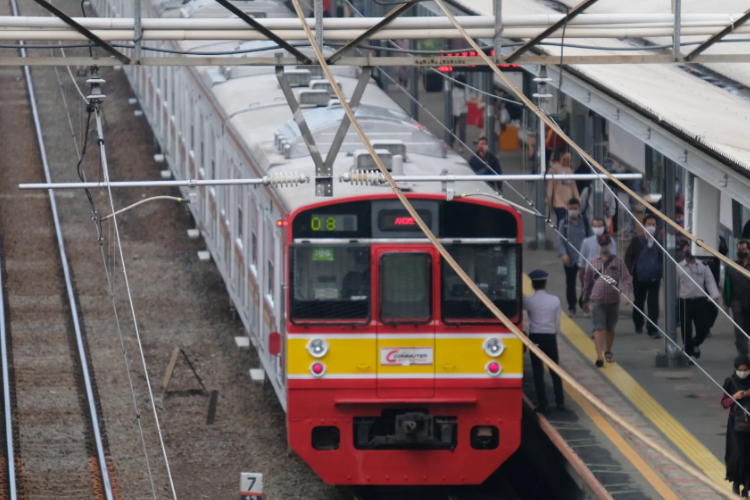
xmin=468 ymin=135 xmax=502 ymax=193
xmin=523 ymin=270 xmax=565 ymax=413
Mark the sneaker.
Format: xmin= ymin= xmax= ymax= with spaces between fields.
xmin=635 ymin=327 xmax=643 ymax=334
xmin=693 ymin=347 xmax=701 ymax=359
xmin=648 ymin=331 xmax=660 ymax=339
xmin=568 ymin=308 xmax=576 ymax=317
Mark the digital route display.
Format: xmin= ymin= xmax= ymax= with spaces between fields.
xmin=310 ymin=214 xmax=358 ymax=232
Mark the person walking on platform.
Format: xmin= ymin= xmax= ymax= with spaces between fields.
xmin=523 ymin=270 xmax=565 ymax=413
xmin=721 ymin=355 xmax=750 ymax=497
xmin=547 ymin=153 xmax=580 ymax=225
xmin=625 ymin=215 xmax=663 ymax=338
xmin=578 ymin=217 xmax=618 ymax=276
xmin=676 ymin=241 xmax=720 ymax=359
xmin=581 ymin=235 xmax=633 ymax=367
xmin=558 ymin=198 xmax=589 ymax=317
xmin=468 ymin=136 xmax=502 ymax=193
xmin=451 ymin=75 xmax=468 ymax=151
xmin=724 ymin=240 xmax=750 ymax=356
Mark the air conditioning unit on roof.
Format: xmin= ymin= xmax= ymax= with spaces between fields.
xmin=298 ymin=89 xmax=330 ymax=107
xmin=371 ymin=140 xmax=407 ymax=160
xmin=353 ymin=149 xmax=393 ymax=171
xmin=284 ymin=69 xmax=312 ymax=87
xmin=309 ymin=79 xmax=342 ymax=95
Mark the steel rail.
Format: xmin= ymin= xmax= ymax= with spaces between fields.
xmin=685 ymin=7 xmax=750 ymax=61
xmin=326 ymin=0 xmax=417 ymax=64
xmin=28 ymin=0 xmax=130 ymax=63
xmin=0 ymin=174 xmax=15 ymax=500
xmin=9 ymin=0 xmax=114 ymax=495
xmin=505 ymin=0 xmax=600 ymax=63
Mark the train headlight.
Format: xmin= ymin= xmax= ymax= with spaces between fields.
xmin=482 ymin=337 xmax=505 ymax=357
xmin=485 ymin=361 xmax=503 ymax=377
xmin=306 ymin=338 xmax=329 ymax=358
xmin=310 ymin=361 xmax=327 ymax=377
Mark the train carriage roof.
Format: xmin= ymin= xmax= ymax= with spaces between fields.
xmin=148 ymin=0 xmax=508 ymax=214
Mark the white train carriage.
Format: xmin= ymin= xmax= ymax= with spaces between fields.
xmin=89 ymin=0 xmax=504 ymax=409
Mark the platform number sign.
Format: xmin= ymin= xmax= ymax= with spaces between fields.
xmin=240 ymin=472 xmax=263 ymax=497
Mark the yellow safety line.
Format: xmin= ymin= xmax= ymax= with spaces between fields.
xmin=564 ymin=382 xmax=681 ymax=500
xmin=523 ymin=275 xmax=728 ymax=489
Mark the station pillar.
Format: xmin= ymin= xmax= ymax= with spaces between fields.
xmin=689 ymin=176 xmax=721 ymax=258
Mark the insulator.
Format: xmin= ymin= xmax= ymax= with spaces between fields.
xmin=283 ymin=143 xmax=291 ymax=159
xmin=263 ymin=171 xmax=306 ymax=188
xmin=345 ymin=170 xmax=386 ymax=186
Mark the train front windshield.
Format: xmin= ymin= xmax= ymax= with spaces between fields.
xmin=290 ymin=199 xmax=521 ymax=324
xmin=441 ymin=244 xmax=518 ymax=322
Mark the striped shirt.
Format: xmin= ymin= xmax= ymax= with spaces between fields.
xmin=582 ymin=254 xmax=633 ymax=304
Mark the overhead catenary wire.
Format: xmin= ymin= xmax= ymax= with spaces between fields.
xmin=52 ymin=48 xmax=161 ymax=498
xmin=431 ymin=0 xmax=750 ymax=286
xmin=290 ymin=0 xmax=734 ymax=496
xmin=429 ymin=1 xmax=738 ymax=496
xmin=376 ymin=64 xmax=750 ymax=424
xmin=93 ymin=109 xmax=179 ymax=500
xmin=426 ymin=45 xmax=750 ymax=351
xmin=100 ymin=195 xmax=188 ymax=220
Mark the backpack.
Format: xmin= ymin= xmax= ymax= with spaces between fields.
xmin=636 ymin=240 xmax=662 ymax=282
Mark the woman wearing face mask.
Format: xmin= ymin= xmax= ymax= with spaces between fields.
xmin=546 ymin=152 xmax=580 ymax=226
xmin=722 ymin=355 xmax=750 ymax=496
xmin=724 ymin=240 xmax=750 ymax=356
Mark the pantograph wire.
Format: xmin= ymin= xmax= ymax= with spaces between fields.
xmin=377 ymin=67 xmax=750 ymax=416
xmin=53 ymin=53 xmax=160 ymax=498
xmin=94 ymin=109 xmax=179 ymax=500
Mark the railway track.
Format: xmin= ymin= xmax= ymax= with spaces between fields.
xmin=0 ymin=2 xmax=118 ymax=497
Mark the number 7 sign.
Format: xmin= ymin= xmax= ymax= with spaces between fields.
xmin=240 ymin=472 xmax=263 ymax=497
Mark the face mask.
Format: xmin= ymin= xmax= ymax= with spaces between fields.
xmin=737 ymin=370 xmax=750 ymax=379
xmin=676 ymin=185 xmax=681 ymax=195
xmin=645 ymin=225 xmax=656 ymax=235
xmin=739 ymin=251 xmax=749 ymax=259
xmin=599 ymin=245 xmax=611 ymax=254
xmin=568 ymin=209 xmax=580 ymax=218
xmin=592 ymin=227 xmax=605 ymax=236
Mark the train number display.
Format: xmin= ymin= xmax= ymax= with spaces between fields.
xmin=310 ymin=214 xmax=358 ymax=232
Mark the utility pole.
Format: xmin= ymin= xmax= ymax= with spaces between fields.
xmin=532 ymin=67 xmax=552 ymax=248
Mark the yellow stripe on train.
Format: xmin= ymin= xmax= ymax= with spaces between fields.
xmin=287 ymin=335 xmax=523 ymax=376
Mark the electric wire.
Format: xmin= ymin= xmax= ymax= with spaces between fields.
xmin=542 ymin=108 xmax=750 ymax=347
xmin=94 ymin=108 xmax=179 ymax=500
xmin=100 ymin=195 xmax=188 ymax=220
xmin=291 ymin=0 xmax=734 ymax=495
xmin=52 ymin=45 xmax=161 ymax=498
xmin=0 ymin=36 xmax=748 ymax=55
xmin=377 ymin=62 xmax=750 ymax=426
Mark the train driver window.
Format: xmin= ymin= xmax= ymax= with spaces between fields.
xmin=380 ymin=253 xmax=432 ymax=324
xmin=441 ymin=245 xmax=519 ymax=322
xmin=291 ymin=246 xmax=370 ymax=323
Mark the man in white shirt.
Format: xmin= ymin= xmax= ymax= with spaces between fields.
xmin=452 ymin=75 xmax=468 ymax=150
xmin=523 ymin=270 xmax=564 ymax=413
xmin=676 ymin=240 xmax=720 ymax=358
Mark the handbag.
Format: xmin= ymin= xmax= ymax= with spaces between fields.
xmin=732 ymin=381 xmax=750 ymax=433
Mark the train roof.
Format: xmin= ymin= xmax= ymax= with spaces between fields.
xmin=147 ymin=0 xmax=506 ymax=214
